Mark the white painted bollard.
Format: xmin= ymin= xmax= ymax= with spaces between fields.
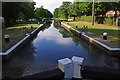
xmin=72 ymin=56 xmax=84 ymax=79
xmin=103 ymin=32 xmax=107 ymax=40
xmin=4 ymin=34 xmax=10 ymax=42
xmin=42 ymin=19 xmax=44 ymax=21
xmin=67 ymin=22 xmax=69 ymax=25
xmin=58 ymin=58 xmax=73 ymax=79
xmin=76 ymin=24 xmax=78 ymax=28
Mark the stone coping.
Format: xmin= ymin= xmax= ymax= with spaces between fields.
xmin=0 ymin=22 xmax=46 ymax=55
xmin=61 ymin=22 xmax=120 ymax=53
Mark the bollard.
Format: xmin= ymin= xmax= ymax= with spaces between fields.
xmin=42 ymin=19 xmax=44 ymax=22
xmin=67 ymin=22 xmax=69 ymax=25
xmin=72 ymin=56 xmax=84 ymax=79
xmin=4 ymin=34 xmax=10 ymax=42
xmin=76 ymin=24 xmax=78 ymax=28
xmin=31 ymin=25 xmax=33 ymax=29
xmin=103 ymin=32 xmax=107 ymax=40
xmin=58 ymin=58 xmax=73 ymax=79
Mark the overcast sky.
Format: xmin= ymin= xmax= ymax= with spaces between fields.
xmin=33 ymin=0 xmax=74 ymax=13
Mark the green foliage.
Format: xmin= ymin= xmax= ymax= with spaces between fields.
xmin=73 ymin=16 xmax=116 ymax=26
xmin=19 ymin=2 xmax=35 ymax=20
xmin=2 ymin=2 xmax=36 ymax=27
xmin=53 ymin=8 xmax=59 ymax=18
xmin=53 ymin=2 xmax=72 ymax=19
xmin=95 ymin=16 xmax=116 ymax=25
xmin=53 ymin=1 xmax=120 ymax=21
xmin=94 ymin=2 xmax=111 ymax=16
xmin=2 ymin=2 xmax=21 ymax=27
xmin=35 ymin=7 xmax=53 ymax=21
xmin=104 ymin=17 xmax=116 ymax=25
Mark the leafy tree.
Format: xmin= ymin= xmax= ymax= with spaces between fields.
xmin=2 ymin=2 xmax=21 ymax=27
xmin=78 ymin=2 xmax=92 ymax=16
xmin=59 ymin=2 xmax=72 ymax=19
xmin=19 ymin=2 xmax=35 ymax=20
xmin=35 ymin=7 xmax=52 ymax=21
xmin=94 ymin=2 xmax=111 ymax=17
xmin=109 ymin=2 xmax=120 ymax=17
xmin=67 ymin=3 xmax=76 ymax=20
xmin=53 ymin=8 xmax=59 ymax=18
xmin=2 ymin=2 xmax=36 ymax=27
xmin=53 ymin=1 xmax=120 ymax=21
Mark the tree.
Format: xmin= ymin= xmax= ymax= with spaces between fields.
xmin=94 ymin=2 xmax=111 ymax=17
xmin=35 ymin=7 xmax=53 ymax=21
xmin=53 ymin=1 xmax=120 ymax=23
xmin=110 ymin=2 xmax=120 ymax=17
xmin=19 ymin=2 xmax=35 ymax=20
xmin=53 ymin=8 xmax=59 ymax=18
xmin=2 ymin=2 xmax=21 ymax=27
xmin=57 ymin=2 xmax=72 ymax=19
xmin=2 ymin=2 xmax=36 ymax=27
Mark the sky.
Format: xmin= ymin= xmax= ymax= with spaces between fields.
xmin=33 ymin=0 xmax=74 ymax=13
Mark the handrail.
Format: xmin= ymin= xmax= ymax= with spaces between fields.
xmin=23 ymin=27 xmax=31 ymax=35
xmin=80 ymin=25 xmax=88 ymax=32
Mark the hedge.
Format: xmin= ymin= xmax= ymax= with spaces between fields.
xmin=69 ymin=16 xmax=117 ymax=26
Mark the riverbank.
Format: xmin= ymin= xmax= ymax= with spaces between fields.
xmin=1 ymin=22 xmax=46 ymax=61
xmin=2 ymin=21 xmax=120 ymax=79
xmin=61 ymin=22 xmax=120 ymax=55
xmin=63 ymin=21 xmax=119 ymax=48
xmin=2 ymin=24 xmax=41 ymax=52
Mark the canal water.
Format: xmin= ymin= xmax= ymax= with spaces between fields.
xmin=2 ymin=21 xmax=120 ymax=78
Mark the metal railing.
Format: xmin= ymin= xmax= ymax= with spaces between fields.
xmin=23 ymin=27 xmax=30 ymax=35
xmin=80 ymin=25 xmax=88 ymax=32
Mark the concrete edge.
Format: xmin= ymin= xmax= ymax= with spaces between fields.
xmin=61 ymin=22 xmax=120 ymax=54
xmin=0 ymin=22 xmax=46 ymax=55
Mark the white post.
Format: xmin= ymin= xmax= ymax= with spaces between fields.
xmin=4 ymin=34 xmax=10 ymax=42
xmin=103 ymin=32 xmax=108 ymax=40
xmin=72 ymin=56 xmax=84 ymax=79
xmin=58 ymin=58 xmax=73 ymax=79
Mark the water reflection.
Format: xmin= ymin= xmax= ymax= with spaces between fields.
xmin=34 ymin=22 xmax=72 ymax=46
xmin=54 ymin=22 xmax=120 ymax=69
xmin=33 ymin=22 xmax=120 ymax=68
xmin=3 ymin=21 xmax=120 ymax=78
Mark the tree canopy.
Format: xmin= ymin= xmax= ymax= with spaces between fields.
xmin=53 ymin=1 xmax=120 ymax=19
xmin=35 ymin=7 xmax=53 ymax=21
xmin=2 ymin=2 xmax=36 ymax=27
xmin=2 ymin=2 xmax=53 ymax=27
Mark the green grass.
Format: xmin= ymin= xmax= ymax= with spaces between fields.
xmin=2 ymin=24 xmax=41 ymax=51
xmin=3 ymin=24 xmax=40 ymax=40
xmin=77 ymin=16 xmax=93 ymax=22
xmin=64 ymin=21 xmax=119 ymax=42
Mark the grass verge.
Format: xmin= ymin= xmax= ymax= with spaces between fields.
xmin=2 ymin=24 xmax=41 ymax=52
xmin=63 ymin=21 xmax=119 ymax=48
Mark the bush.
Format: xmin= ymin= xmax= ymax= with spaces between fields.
xmin=104 ymin=17 xmax=116 ymax=25
xmin=74 ymin=16 xmax=116 ymax=26
xmin=96 ymin=17 xmax=116 ymax=25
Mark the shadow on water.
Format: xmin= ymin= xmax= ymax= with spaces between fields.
xmin=2 ymin=21 xmax=120 ymax=78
